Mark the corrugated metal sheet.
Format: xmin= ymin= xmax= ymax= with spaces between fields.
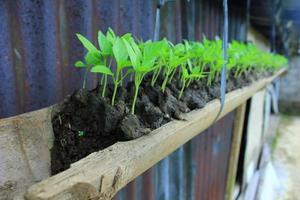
xmin=114 ymin=112 xmax=236 ymax=200
xmin=0 ymin=0 xmax=247 ymax=199
xmin=0 ymin=0 xmax=246 ymax=119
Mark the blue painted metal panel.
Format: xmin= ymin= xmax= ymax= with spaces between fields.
xmin=0 ymin=0 xmax=246 ymax=199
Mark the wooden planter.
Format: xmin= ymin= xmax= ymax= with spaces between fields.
xmin=0 ymin=69 xmax=285 ymax=200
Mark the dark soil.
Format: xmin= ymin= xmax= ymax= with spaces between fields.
xmin=51 ymin=69 xmax=273 ymax=174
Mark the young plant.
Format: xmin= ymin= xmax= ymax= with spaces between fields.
xmin=178 ymin=60 xmax=206 ymax=99
xmin=90 ymin=64 xmax=113 ymax=90
xmin=150 ymin=39 xmax=170 ymax=86
xmin=123 ymin=38 xmax=163 ymax=114
xmin=111 ymin=36 xmax=131 ymax=106
xmin=75 ymin=34 xmax=101 ymax=89
xmin=97 ymin=29 xmax=115 ymax=97
xmin=201 ymin=38 xmax=224 ymax=86
xmin=161 ymin=43 xmax=188 ymax=92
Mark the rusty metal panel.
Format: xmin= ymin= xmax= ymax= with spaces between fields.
xmin=0 ymin=0 xmax=247 ymax=199
xmin=113 ymin=112 xmax=236 ymax=200
xmin=0 ymin=0 xmax=246 ymax=119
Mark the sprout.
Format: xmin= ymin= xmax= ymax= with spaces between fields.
xmin=123 ymin=37 xmax=164 ymax=114
xmin=111 ymin=36 xmax=131 ymax=106
xmin=179 ymin=59 xmax=206 ymax=99
xmin=74 ymin=29 xmax=288 ymax=115
xmin=160 ymin=43 xmax=188 ymax=92
xmin=75 ymin=34 xmax=101 ymax=89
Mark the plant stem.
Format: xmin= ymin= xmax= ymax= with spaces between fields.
xmin=111 ymin=70 xmax=120 ymax=106
xmin=101 ymin=58 xmax=111 ymax=98
xmin=161 ymin=73 xmax=169 ymax=93
xmin=102 ymin=75 xmax=107 ymax=97
xmin=179 ymin=79 xmax=186 ymax=99
xmin=151 ymin=66 xmax=161 ymax=87
xmin=168 ymin=68 xmax=176 ymax=83
xmin=120 ymin=70 xmax=123 ymax=86
xmin=82 ymin=66 xmax=90 ymax=89
xmin=207 ymin=73 xmax=212 ymax=86
xmin=186 ymin=78 xmax=192 ymax=87
xmin=131 ymin=83 xmax=139 ymax=114
xmin=234 ymin=68 xmax=240 ymax=78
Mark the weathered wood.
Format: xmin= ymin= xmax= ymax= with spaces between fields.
xmin=24 ymin=69 xmax=286 ymax=200
xmin=224 ymin=103 xmax=247 ymax=200
xmin=0 ymin=107 xmax=54 ymax=199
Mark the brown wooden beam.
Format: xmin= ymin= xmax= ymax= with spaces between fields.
xmin=224 ymin=103 xmax=247 ymax=200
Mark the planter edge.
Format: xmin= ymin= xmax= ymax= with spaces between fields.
xmin=25 ymin=69 xmax=286 ymax=200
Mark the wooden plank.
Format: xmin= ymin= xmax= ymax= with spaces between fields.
xmin=0 ymin=107 xmax=54 ymax=199
xmin=243 ymin=90 xmax=266 ymax=188
xmin=24 ymin=69 xmax=286 ymax=200
xmin=224 ymin=103 xmax=247 ymax=200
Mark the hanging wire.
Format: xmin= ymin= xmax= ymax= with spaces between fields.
xmin=153 ymin=0 xmax=164 ymax=41
xmin=214 ymin=0 xmax=228 ymax=122
xmin=153 ymin=0 xmax=176 ymax=41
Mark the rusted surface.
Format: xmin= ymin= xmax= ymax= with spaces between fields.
xmin=0 ymin=0 xmax=246 ymax=119
xmin=0 ymin=0 xmax=247 ymax=199
xmin=113 ymin=112 xmax=236 ymax=200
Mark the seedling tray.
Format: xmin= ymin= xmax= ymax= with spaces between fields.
xmin=20 ymin=69 xmax=286 ymax=200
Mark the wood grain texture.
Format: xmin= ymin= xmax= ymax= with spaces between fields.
xmin=24 ymin=69 xmax=286 ymax=200
xmin=0 ymin=107 xmax=54 ymax=199
xmin=224 ymin=103 xmax=247 ymax=200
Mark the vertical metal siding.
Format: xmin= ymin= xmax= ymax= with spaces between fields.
xmin=114 ymin=112 xmax=236 ymax=200
xmin=0 ymin=0 xmax=246 ymax=119
xmin=0 ymin=0 xmax=247 ymax=199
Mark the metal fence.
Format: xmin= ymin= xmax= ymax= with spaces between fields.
xmin=0 ymin=0 xmax=247 ymax=199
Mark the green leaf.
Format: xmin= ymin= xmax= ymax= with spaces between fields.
xmin=107 ymin=28 xmax=116 ymax=44
xmin=182 ymin=67 xmax=189 ymax=79
xmin=143 ymin=41 xmax=162 ymax=60
xmin=141 ymin=58 xmax=155 ymax=69
xmin=76 ymin=33 xmax=98 ymax=53
xmin=123 ymin=38 xmax=139 ymax=68
xmin=113 ymin=37 xmax=129 ymax=68
xmin=74 ymin=61 xmax=86 ymax=68
xmin=136 ymin=65 xmax=153 ymax=73
xmin=84 ymin=52 xmax=100 ymax=65
xmin=121 ymin=33 xmax=132 ymax=41
xmin=91 ymin=65 xmax=113 ymax=75
xmin=98 ymin=31 xmax=112 ymax=56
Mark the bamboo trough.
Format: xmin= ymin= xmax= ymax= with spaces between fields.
xmin=0 ymin=69 xmax=286 ymax=200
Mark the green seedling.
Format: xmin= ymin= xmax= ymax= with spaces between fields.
xmin=111 ymin=36 xmax=131 ymax=106
xmin=96 ymin=29 xmax=115 ymax=97
xmin=74 ymin=29 xmax=288 ymax=113
xmin=150 ymin=39 xmax=170 ymax=86
xmin=201 ymin=38 xmax=224 ymax=86
xmin=160 ymin=43 xmax=188 ymax=92
xmin=179 ymin=59 xmax=206 ymax=99
xmin=123 ymin=37 xmax=164 ymax=114
xmin=75 ymin=34 xmax=101 ymax=89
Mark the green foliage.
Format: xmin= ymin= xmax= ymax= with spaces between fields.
xmin=228 ymin=41 xmax=288 ymax=77
xmin=110 ymin=36 xmax=131 ymax=106
xmin=75 ymin=34 xmax=102 ymax=89
xmin=123 ymin=37 xmax=164 ymax=114
xmin=74 ymin=28 xmax=288 ymax=114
